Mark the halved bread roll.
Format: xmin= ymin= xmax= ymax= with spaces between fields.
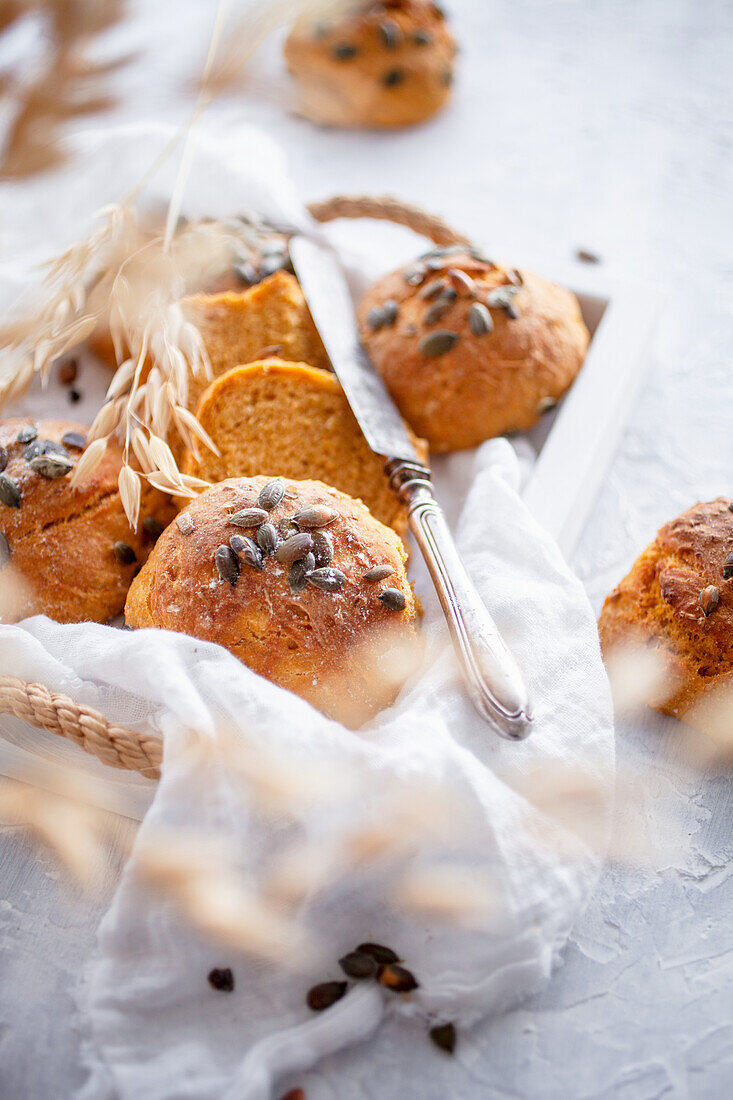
xmin=182 ymin=359 xmax=428 ymax=535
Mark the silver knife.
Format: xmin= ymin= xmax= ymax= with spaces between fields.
xmin=290 ymin=234 xmax=533 ymax=740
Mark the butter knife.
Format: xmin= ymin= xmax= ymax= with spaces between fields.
xmin=289 ymin=235 xmax=532 ymax=740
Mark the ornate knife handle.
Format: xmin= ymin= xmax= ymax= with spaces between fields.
xmin=387 ymin=460 xmax=533 ymax=740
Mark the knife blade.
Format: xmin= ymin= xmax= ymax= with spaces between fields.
xmin=290 ymin=236 xmax=418 ymax=463
xmin=289 ymin=233 xmax=533 ymax=739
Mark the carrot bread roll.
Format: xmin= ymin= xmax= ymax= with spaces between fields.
xmin=126 ymin=477 xmax=422 ymax=727
xmin=358 ymin=248 xmax=589 ymax=451
xmin=182 ymin=359 xmax=428 ymax=536
xmin=0 ymin=418 xmax=173 ymax=624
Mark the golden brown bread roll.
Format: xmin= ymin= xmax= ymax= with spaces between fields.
xmin=125 ymin=476 xmax=422 ymax=726
xmin=284 ymin=0 xmax=456 ymax=129
xmin=89 ymin=270 xmax=329 ymax=397
xmin=598 ymin=498 xmax=733 ymax=734
xmin=0 ymin=418 xmax=174 ymax=624
xmin=358 ymin=248 xmax=590 ymax=452
xmin=181 ymin=358 xmax=427 ymax=536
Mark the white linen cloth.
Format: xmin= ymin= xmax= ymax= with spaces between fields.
xmin=0 ymin=123 xmax=614 ymax=1098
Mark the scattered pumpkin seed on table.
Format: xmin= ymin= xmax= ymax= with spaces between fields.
xmin=356 ymin=942 xmax=399 ymax=964
xmin=339 ymin=951 xmax=378 ymax=980
xmin=306 ymin=981 xmax=347 ymax=1011
xmin=207 ymin=967 xmax=234 ymax=992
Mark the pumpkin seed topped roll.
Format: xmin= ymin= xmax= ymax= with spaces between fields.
xmin=284 ymin=0 xmax=457 ymax=129
xmin=0 ymin=418 xmax=174 ymax=624
xmin=358 ymin=248 xmax=590 ymax=452
xmin=182 ymin=358 xmax=428 ymax=536
xmin=598 ymin=498 xmax=733 ymax=735
xmin=125 ymin=477 xmax=422 ymax=727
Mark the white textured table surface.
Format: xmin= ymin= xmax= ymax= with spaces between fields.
xmin=1 ymin=1 xmax=732 ymax=1096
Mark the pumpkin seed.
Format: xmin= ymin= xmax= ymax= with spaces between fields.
xmin=699 ymin=585 xmax=720 ymax=617
xmin=357 ymin=942 xmax=399 ymax=964
xmin=339 ymin=951 xmax=377 ymax=979
xmin=487 ymin=285 xmax=520 ymax=317
xmin=0 ymin=532 xmax=10 ymax=568
xmin=293 ymin=504 xmax=337 ymax=529
xmin=419 ymin=278 xmax=447 ymax=300
xmin=576 ymin=249 xmax=600 ymax=265
xmin=418 ymin=330 xmax=458 ymax=357
xmin=24 ymin=441 xmax=43 ymax=461
xmin=216 ymin=544 xmax=240 ymax=586
xmin=309 ymin=566 xmax=346 ymax=592
xmin=333 ymin=42 xmax=357 ymax=59
xmin=234 ymin=260 xmax=259 ymax=287
xmin=469 ymin=246 xmax=495 ymax=266
xmin=311 ymin=530 xmax=334 ymax=567
xmin=0 ymin=474 xmax=21 ymax=508
xmin=363 ymin=564 xmax=395 ymax=583
xmin=276 ymin=531 xmax=314 ymax=563
xmin=114 ymin=541 xmax=137 ymax=566
xmin=412 ymin=29 xmax=432 ymax=45
xmin=381 ymin=299 xmax=398 ymax=325
xmin=378 ymin=963 xmax=419 ymax=992
xmin=404 ymin=262 xmax=428 ymax=286
xmin=207 ymin=967 xmax=234 ymax=992
xmin=383 ymin=68 xmax=406 ymax=87
xmin=29 ymin=452 xmax=73 ymax=479
xmin=379 ymin=587 xmax=406 ymax=611
xmin=289 ymin=553 xmax=315 ymax=594
xmin=0 ymin=446 xmax=7 ymax=473
xmin=176 ymin=513 xmax=195 ymax=535
xmin=424 ymin=299 xmax=452 ymax=325
xmin=61 ymin=431 xmax=86 ymax=449
xmin=143 ymin=516 xmax=164 ymax=541
xmin=260 ymin=253 xmax=290 ymax=279
xmin=306 ymin=981 xmax=348 ymax=1011
xmin=448 ymin=268 xmax=476 ymax=295
xmin=536 ymin=396 xmax=557 ymax=414
xmin=230 ymin=534 xmax=263 ymax=571
xmin=429 ymin=1022 xmax=456 ymax=1054
xmin=279 ymin=516 xmax=300 ymax=539
xmin=469 ymin=302 xmax=493 ymax=336
xmin=258 ymin=478 xmax=285 ymax=511
xmin=379 ymin=19 xmax=401 ymax=47
xmin=16 ymin=425 xmax=37 ymax=444
xmin=723 ymin=552 xmax=733 ymax=580
xmin=230 ymin=507 xmax=269 ymax=528
xmin=257 ymin=522 xmax=279 ymax=555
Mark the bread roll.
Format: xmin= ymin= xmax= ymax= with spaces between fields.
xmin=0 ymin=418 xmax=173 ymax=623
xmin=598 ymin=498 xmax=733 ymax=734
xmin=358 ymin=248 xmax=590 ymax=451
xmin=182 ymin=358 xmax=427 ymax=535
xmin=284 ymin=0 xmax=456 ymax=129
xmin=126 ymin=477 xmax=422 ymax=726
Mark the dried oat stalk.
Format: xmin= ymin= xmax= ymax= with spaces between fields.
xmin=0 ymin=0 xmax=127 ymax=179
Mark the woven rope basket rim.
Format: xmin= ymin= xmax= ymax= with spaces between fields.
xmin=0 ymin=194 xmax=468 ymax=780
